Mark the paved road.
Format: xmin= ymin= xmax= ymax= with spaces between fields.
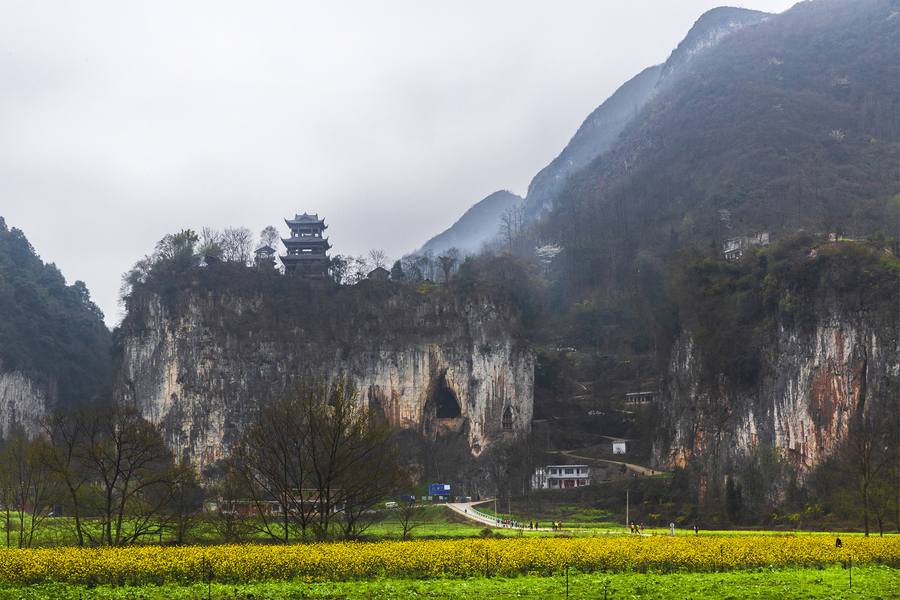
xmin=446 ymin=500 xmax=661 ymax=536
xmin=446 ymin=501 xmax=628 ymax=534
xmin=446 ymin=500 xmax=558 ymax=531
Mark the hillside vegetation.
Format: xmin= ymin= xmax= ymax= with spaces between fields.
xmin=542 ymin=0 xmax=898 ymax=311
xmin=670 ymin=235 xmax=899 ymax=388
xmin=0 ymin=218 xmax=111 ymax=407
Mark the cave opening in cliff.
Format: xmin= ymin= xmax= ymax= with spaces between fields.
xmin=426 ymin=372 xmax=462 ymax=420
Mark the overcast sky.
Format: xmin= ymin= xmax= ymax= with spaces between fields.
xmin=1 ymin=1 xmax=798 ymax=327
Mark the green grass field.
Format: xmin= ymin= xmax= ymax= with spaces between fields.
xmin=3 ymin=504 xmax=895 ymax=547
xmin=4 ymin=564 xmax=896 ymax=599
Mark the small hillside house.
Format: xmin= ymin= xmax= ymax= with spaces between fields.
xmin=625 ymin=390 xmax=660 ymax=403
xmin=532 ymin=465 xmax=591 ymax=490
xmin=367 ymin=266 xmax=390 ymax=281
xmin=723 ymin=231 xmax=769 ymax=261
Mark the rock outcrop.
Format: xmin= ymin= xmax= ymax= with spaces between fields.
xmin=656 ymin=313 xmax=899 ymax=485
xmin=0 ymin=369 xmax=50 ymax=439
xmin=116 ymin=281 xmax=533 ymax=466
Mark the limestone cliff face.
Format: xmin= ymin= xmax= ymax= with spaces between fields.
xmin=655 ymin=313 xmax=899 ymax=482
xmin=0 ymin=369 xmax=51 ymax=439
xmin=116 ymin=284 xmax=533 ymax=466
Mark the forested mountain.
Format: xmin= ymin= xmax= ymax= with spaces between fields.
xmin=418 ymin=6 xmax=776 ymax=251
xmin=0 ymin=218 xmax=112 ymax=410
xmin=542 ymin=0 xmax=898 ymax=307
xmin=521 ymin=65 xmax=662 ymax=220
xmin=524 ymin=7 xmax=774 ymax=221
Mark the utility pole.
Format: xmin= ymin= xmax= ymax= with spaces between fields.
xmin=626 ymin=489 xmax=630 ymax=531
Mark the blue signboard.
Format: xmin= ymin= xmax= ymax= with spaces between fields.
xmin=429 ymin=483 xmax=451 ymax=496
xmin=400 ymin=495 xmax=414 ymax=503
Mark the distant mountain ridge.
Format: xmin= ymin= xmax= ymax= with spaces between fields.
xmin=418 ymin=6 xmax=774 ymax=253
xmin=522 ymin=65 xmax=661 ymax=220
xmin=417 ymin=190 xmax=522 ymax=255
xmin=657 ymin=6 xmax=771 ymax=83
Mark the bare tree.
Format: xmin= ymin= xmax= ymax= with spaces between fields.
xmin=303 ymin=375 xmax=413 ymax=540
xmin=368 ymin=249 xmax=389 ymax=270
xmin=72 ymin=404 xmax=178 ymax=546
xmin=228 ymin=398 xmax=318 ymax=543
xmin=396 ymin=497 xmax=425 ymax=540
xmin=417 ymin=250 xmax=436 ymax=281
xmin=40 ymin=407 xmax=94 ymax=547
xmin=437 ymin=248 xmax=461 ymax=283
xmin=0 ymin=433 xmax=63 ymax=548
xmin=400 ymin=254 xmax=423 ymax=283
xmin=210 ymin=467 xmax=254 ymax=543
xmin=220 ymin=226 xmax=255 ymax=265
xmin=499 ymin=203 xmax=526 ymax=253
xmin=349 ymin=255 xmax=370 ymax=284
xmin=163 ymin=458 xmax=205 ymax=544
xmin=258 ymin=225 xmax=280 ymax=250
xmin=231 ymin=375 xmax=412 ymax=542
xmin=835 ymin=400 xmax=900 ymax=536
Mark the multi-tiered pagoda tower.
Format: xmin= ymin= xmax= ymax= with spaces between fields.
xmin=279 ymin=213 xmax=331 ymax=277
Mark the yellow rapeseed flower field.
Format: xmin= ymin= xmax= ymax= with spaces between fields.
xmin=0 ymin=536 xmax=895 ymax=585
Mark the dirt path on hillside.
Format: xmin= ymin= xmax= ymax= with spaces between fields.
xmin=559 ymin=449 xmax=668 ymax=477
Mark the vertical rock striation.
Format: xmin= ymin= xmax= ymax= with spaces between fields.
xmin=0 ymin=368 xmax=51 ymax=439
xmin=116 ymin=285 xmax=533 ymax=466
xmin=656 ymin=313 xmax=899 ymax=486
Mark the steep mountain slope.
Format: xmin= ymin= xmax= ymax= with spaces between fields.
xmin=545 ymin=0 xmax=898 ymax=301
xmin=522 ymin=65 xmax=661 ymax=220
xmin=534 ymin=0 xmax=899 ymax=498
xmin=524 ymin=6 xmax=773 ymax=221
xmin=417 ymin=6 xmax=775 ymax=253
xmin=418 ymin=190 xmax=522 ymax=256
xmin=0 ymin=218 xmax=112 ymax=437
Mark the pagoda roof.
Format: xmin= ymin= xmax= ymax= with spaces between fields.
xmin=254 ymin=245 xmax=276 ymax=254
xmin=279 ymin=254 xmax=330 ymax=267
xmin=282 ymin=237 xmax=331 ymax=250
xmin=285 ymin=213 xmax=326 ymax=227
xmin=279 ymin=253 xmax=329 ymax=260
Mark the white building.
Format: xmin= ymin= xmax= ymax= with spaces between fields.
xmin=625 ymin=390 xmax=660 ymax=403
xmin=723 ymin=231 xmax=770 ymax=261
xmin=532 ymin=465 xmax=591 ymax=489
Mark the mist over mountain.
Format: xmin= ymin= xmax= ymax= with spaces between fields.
xmin=524 ymin=7 xmax=774 ymax=222
xmin=418 ymin=190 xmax=523 ymax=256
xmin=521 ymin=65 xmax=661 ymax=221
xmin=419 ymin=6 xmax=776 ymax=252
